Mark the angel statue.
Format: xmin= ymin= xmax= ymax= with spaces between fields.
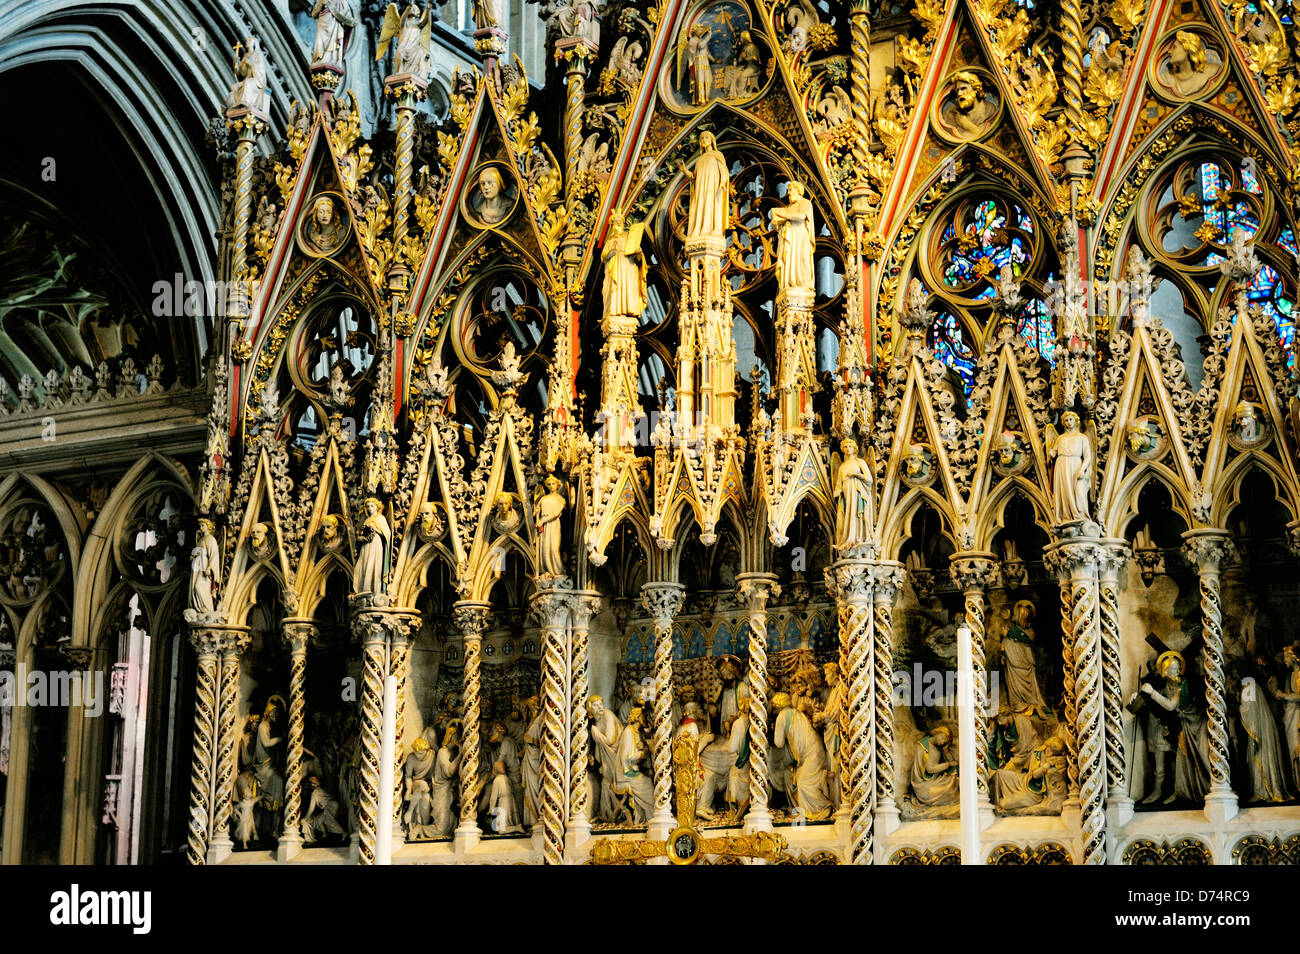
xmin=226 ymin=36 xmax=269 ymax=115
xmin=310 ymin=0 xmax=356 ymax=72
xmin=679 ymin=24 xmax=716 ymax=106
xmin=833 ymin=438 xmax=874 ymax=551
xmin=376 ymin=2 xmax=431 ymax=79
xmin=1047 ymin=411 xmax=1093 ymax=526
xmin=534 ymin=475 xmax=567 ymax=578
xmin=187 ymin=518 xmax=222 ymax=618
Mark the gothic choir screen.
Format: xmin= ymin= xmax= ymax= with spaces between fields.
xmin=2 ymin=0 xmax=1300 ymax=869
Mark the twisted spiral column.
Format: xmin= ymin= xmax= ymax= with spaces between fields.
xmin=228 ymin=119 xmax=263 ymax=286
xmin=1060 ymin=0 xmax=1084 ymax=136
xmin=570 ymin=594 xmax=601 ymax=836
xmin=210 ymin=631 xmax=249 ymax=858
xmin=452 ymin=602 xmax=492 ymax=840
xmin=1098 ymin=544 xmax=1130 ymax=800
xmin=389 ymin=628 xmax=412 ymax=831
xmin=949 ymin=554 xmax=998 ymax=807
xmin=1184 ymin=532 xmax=1236 ymax=810
xmin=849 ymin=0 xmax=872 ymax=169
xmin=642 ymin=582 xmax=685 ymax=833
xmin=872 ymin=563 xmax=904 ymax=818
xmin=354 ymin=619 xmax=387 ymax=866
xmin=279 ymin=620 xmax=317 ymax=848
xmin=561 ymin=50 xmax=589 ymax=209
xmin=1048 ymin=554 xmax=1081 ymax=802
xmin=827 ymin=561 xmax=875 ymax=865
xmin=186 ymin=630 xmax=221 ymax=865
xmin=736 ymin=574 xmax=779 ymax=829
xmin=392 ymin=99 xmax=417 ymax=243
xmin=532 ymin=589 xmax=573 ymax=865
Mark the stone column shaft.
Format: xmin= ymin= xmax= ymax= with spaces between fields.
xmin=452 ymin=602 xmax=492 ymax=842
xmin=1183 ymin=530 xmax=1237 ymax=818
xmin=949 ymin=553 xmax=998 ymax=808
xmin=642 ymin=582 xmax=685 ymax=834
xmin=827 ymin=560 xmax=875 ymax=864
xmin=736 ymin=574 xmax=779 ymax=829
xmin=186 ymin=630 xmax=221 ymax=865
xmin=279 ymin=620 xmax=317 ymax=851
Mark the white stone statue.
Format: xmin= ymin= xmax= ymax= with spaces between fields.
xmin=431 ymin=723 xmax=462 ymax=836
xmin=353 ymin=497 xmax=391 ymax=596
xmin=226 ymin=36 xmax=268 ymax=115
xmin=486 ymin=760 xmax=523 ymax=833
xmin=1273 ymin=645 xmax=1300 ymax=794
xmin=1048 ymin=411 xmax=1093 ymax=525
xmin=909 ymin=725 xmax=959 ymax=808
xmin=685 ymin=24 xmax=715 ymax=105
xmin=723 ymin=685 xmax=750 ymax=818
xmin=188 ymin=518 xmax=221 ymax=616
xmin=302 ymin=775 xmax=346 ymax=842
xmin=814 ymin=662 xmax=843 ymax=808
xmin=771 ymin=181 xmax=815 ymax=297
xmin=601 ymin=209 xmax=647 ymax=321
xmin=472 ymin=0 xmax=502 ymax=32
xmin=990 ymin=735 xmax=1067 ymax=813
xmin=771 ymin=692 xmax=832 ymax=819
xmin=1238 ymin=675 xmax=1291 ymax=803
xmin=522 ymin=698 xmax=543 ymax=827
xmin=403 ymin=736 xmax=435 ymax=835
xmin=474 ymin=168 xmax=512 ymax=225
xmin=310 ymin=0 xmax=356 ymax=71
xmin=534 ymin=475 xmax=566 ymax=578
xmin=490 ymin=720 xmax=524 ymax=822
xmin=834 ymin=438 xmax=874 ymax=550
xmin=675 ymin=703 xmax=718 ymax=820
xmin=233 ymin=770 xmax=260 ymax=847
xmin=377 ymin=2 xmax=431 ymax=78
xmin=587 ymin=695 xmax=622 ymax=821
xmin=682 ymin=131 xmax=730 ymax=245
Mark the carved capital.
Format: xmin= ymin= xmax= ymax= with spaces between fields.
xmin=948 ymin=552 xmax=998 ymax=594
xmin=641 ymin=582 xmax=685 ymax=627
xmin=1097 ymin=541 xmax=1131 ymax=582
xmin=281 ymin=619 xmax=319 ymax=654
xmin=572 ymin=591 xmax=602 ymax=629
xmin=872 ymin=561 xmax=906 ymax=606
xmin=824 ymin=559 xmax=874 ymax=602
xmin=452 ymin=601 xmax=493 ymax=642
xmin=1043 ymin=539 xmax=1104 ymax=580
xmin=530 ymin=588 xmax=577 ymax=630
xmin=735 ymin=573 xmax=780 ymax=612
xmin=351 ymin=608 xmax=419 ymax=646
xmin=59 ymin=646 xmax=94 ymax=671
xmin=1182 ymin=530 xmax=1235 ymax=576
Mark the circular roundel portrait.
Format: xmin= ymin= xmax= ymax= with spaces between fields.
xmin=932 ymin=68 xmax=1001 ymax=144
xmin=1151 ymin=28 xmax=1225 ymax=102
xmin=297 ymin=192 xmax=350 ymax=257
xmin=464 ymin=162 xmax=519 ymax=229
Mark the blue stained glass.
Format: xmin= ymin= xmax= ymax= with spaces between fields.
xmin=1017 ymin=297 xmax=1056 ymax=361
xmin=1279 ymin=227 xmax=1298 ymax=256
xmin=1199 ymin=162 xmax=1259 ymax=243
xmin=1241 ymin=160 xmax=1262 ymax=195
xmin=943 ymin=200 xmax=1034 ymax=289
xmin=1243 ymin=263 xmax=1297 ymax=368
xmin=930 ymin=312 xmax=976 ymax=396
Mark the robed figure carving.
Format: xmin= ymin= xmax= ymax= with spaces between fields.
xmin=602 ymin=209 xmax=647 ymax=321
xmin=354 ymin=497 xmax=391 ymax=596
xmin=534 ymin=476 xmax=567 ymax=578
xmin=683 ymin=132 xmax=730 ymax=246
xmin=771 ymin=181 xmax=815 ymax=298
xmin=834 ymin=438 xmax=874 ymax=551
xmin=1049 ymin=411 xmax=1093 ymax=525
xmin=311 ymin=0 xmax=356 ymax=71
xmin=227 ymin=37 xmax=269 ymax=115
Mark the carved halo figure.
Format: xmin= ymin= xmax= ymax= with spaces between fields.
xmin=1140 ymin=651 xmax=1212 ymax=803
xmin=602 ymin=208 xmax=648 ymax=322
xmin=771 ymin=691 xmax=832 ymax=819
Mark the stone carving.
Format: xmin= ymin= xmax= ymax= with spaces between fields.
xmin=226 ymin=37 xmax=268 ymax=115
xmin=1156 ymin=30 xmax=1223 ymax=98
xmin=602 ymin=209 xmax=647 ymax=321
xmin=534 ymin=476 xmax=567 ymax=578
xmin=1048 ymin=411 xmax=1093 ymax=527
xmin=683 ymin=132 xmax=729 ymax=245
xmin=377 ymin=2 xmax=431 ymax=79
xmin=936 ymin=70 xmax=998 ymax=141
xmin=301 ymin=195 xmax=347 ymax=255
xmin=833 ymin=438 xmax=873 ymax=553
xmin=471 ymin=167 xmax=514 ymax=226
xmin=771 ymin=181 xmax=815 ymax=298
xmin=310 ymin=0 xmax=356 ymax=72
xmin=353 ymin=498 xmax=391 ymax=596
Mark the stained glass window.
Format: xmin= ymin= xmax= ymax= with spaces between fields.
xmin=942 ymin=199 xmax=1033 ymax=289
xmin=930 ymin=311 xmax=976 ymax=397
xmin=1199 ymin=162 xmax=1260 ymax=244
xmin=1016 ymin=296 xmax=1056 ymax=360
xmin=1244 ymin=263 xmax=1297 ymax=368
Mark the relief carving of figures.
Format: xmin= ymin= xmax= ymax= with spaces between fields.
xmin=302 ymin=775 xmax=347 ymax=842
xmin=727 ymin=31 xmax=761 ymax=99
xmin=771 ymin=691 xmax=832 ymax=820
xmin=990 ymin=735 xmax=1067 ymax=814
xmin=814 ymin=663 xmax=843 ymax=808
xmin=353 ymin=497 xmax=391 ymax=596
xmin=1137 ymin=651 xmax=1212 ymax=804
xmin=226 ymin=36 xmax=268 ymax=114
xmin=432 ymin=722 xmax=463 ymax=836
xmin=301 ymin=195 xmax=348 ymax=255
xmin=685 ymin=24 xmax=715 ymax=106
xmin=310 ymin=0 xmax=356 ymax=71
xmin=1001 ymin=599 xmax=1047 ymax=713
xmin=1232 ymin=662 xmax=1291 ymax=803
xmin=377 ymin=2 xmax=432 ymax=78
xmin=906 ymin=724 xmax=960 ymax=816
xmin=1048 ymin=412 xmax=1093 ymax=527
xmin=833 ymin=438 xmax=874 ymax=552
xmin=1277 ymin=646 xmax=1300 ymax=793
xmin=404 ymin=736 xmax=436 ymax=838
xmin=470 ymin=167 xmax=515 ymax=226
xmin=587 ymin=695 xmax=622 ymax=821
xmin=683 ymin=132 xmax=730 ymax=245
xmin=238 ymin=698 xmax=286 ymax=843
xmin=613 ymin=705 xmax=654 ymax=822
xmin=771 ymin=181 xmax=815 ymax=298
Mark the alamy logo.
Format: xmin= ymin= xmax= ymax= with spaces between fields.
xmin=49 ymin=885 xmax=151 ymax=934
xmin=0 ymin=665 xmax=104 ymax=717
